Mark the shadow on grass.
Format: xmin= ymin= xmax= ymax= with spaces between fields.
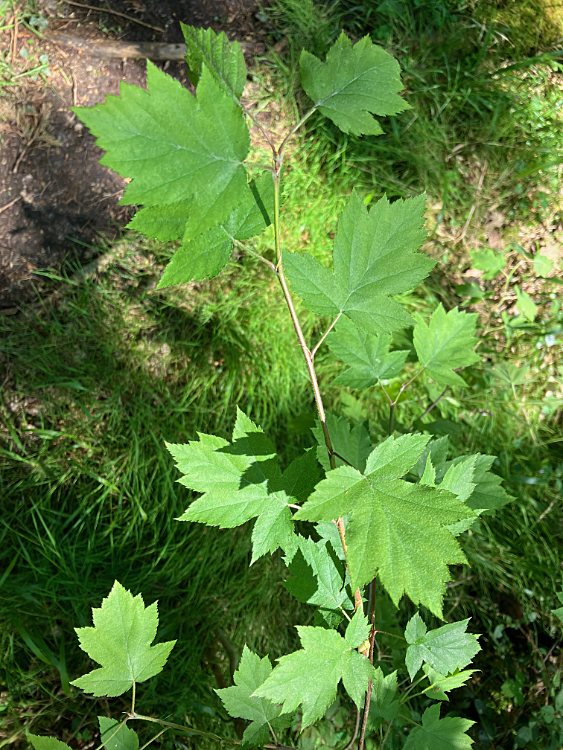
xmin=0 ymin=240 xmax=315 ymax=741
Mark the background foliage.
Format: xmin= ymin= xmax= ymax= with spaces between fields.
xmin=1 ymin=0 xmax=563 ymax=748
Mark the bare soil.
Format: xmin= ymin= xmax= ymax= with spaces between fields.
xmin=0 ymin=0 xmax=262 ymax=310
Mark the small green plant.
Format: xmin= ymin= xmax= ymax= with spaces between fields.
xmin=27 ymin=24 xmax=549 ymax=750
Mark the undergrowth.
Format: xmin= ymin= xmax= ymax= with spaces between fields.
xmin=1 ymin=0 xmax=563 ymax=748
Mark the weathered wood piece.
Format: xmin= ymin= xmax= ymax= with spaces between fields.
xmin=46 ymin=33 xmax=266 ymax=60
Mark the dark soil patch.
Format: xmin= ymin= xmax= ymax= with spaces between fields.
xmin=0 ymin=0 xmax=262 ymax=310
xmin=64 ymin=0 xmax=260 ymax=42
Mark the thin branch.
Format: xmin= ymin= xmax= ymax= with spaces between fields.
xmin=129 ymin=713 xmax=238 ymax=744
xmin=358 ymin=579 xmax=378 ymax=750
xmin=407 ymin=365 xmax=467 ymax=431
xmin=336 ymin=518 xmax=348 ymax=557
xmin=272 ymin=168 xmax=361 ymax=612
xmin=380 ymin=722 xmax=393 ymax=749
xmin=245 ymin=162 xmax=276 ymax=172
xmin=240 ymin=103 xmax=277 ymax=156
xmin=537 ymin=498 xmax=557 ymax=522
xmin=388 ymin=401 xmax=396 ymax=436
xmin=399 ymin=675 xmax=427 ymax=704
xmin=267 ymin=720 xmax=279 ymax=746
xmin=331 ymin=450 xmax=354 ymax=467
xmin=273 ymin=176 xmax=334 ymax=467
xmin=408 ymin=386 xmax=449 ymax=431
xmin=387 ymin=367 xmax=425 ymax=435
xmin=358 ymin=680 xmax=373 ymax=750
xmin=234 ymin=240 xmax=277 ymax=274
xmin=0 ymin=195 xmax=21 ymax=215
xmin=399 ymin=367 xmax=425 ymax=395
xmin=131 ymin=682 xmax=136 ymax=715
xmin=374 ymin=630 xmax=406 ymax=641
xmin=379 ymin=382 xmax=393 ymax=407
xmin=278 ymin=106 xmax=317 ymax=159
xmin=343 ymin=707 xmax=361 ymax=750
xmin=138 ymin=728 xmax=169 ymax=750
xmin=64 ymin=0 xmax=165 ymax=33
xmin=311 ymin=312 xmax=342 ymax=360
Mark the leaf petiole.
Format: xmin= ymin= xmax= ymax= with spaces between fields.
xmin=399 ymin=674 xmax=427 ymax=704
xmin=311 ymin=312 xmax=342 ymax=360
xmin=129 ymin=713 xmax=238 ymax=744
xmin=233 ymin=239 xmax=277 ymax=273
xmin=277 ymin=106 xmax=317 ymax=161
xmin=138 ymin=727 xmax=169 ymax=750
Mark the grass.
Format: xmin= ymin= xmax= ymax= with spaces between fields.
xmin=0 ymin=242 xmax=322 ymax=747
xmin=265 ymin=0 xmax=563 ymax=225
xmin=1 ymin=0 xmax=563 ymax=747
xmin=260 ymin=1 xmax=563 ymax=744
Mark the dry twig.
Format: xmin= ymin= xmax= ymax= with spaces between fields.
xmin=64 ymin=0 xmax=165 ymax=34
xmin=0 ymin=195 xmax=21 ymax=215
xmin=11 ymin=2 xmax=22 ymax=64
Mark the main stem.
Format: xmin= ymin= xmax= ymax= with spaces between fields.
xmin=272 ymin=147 xmax=367 ymax=745
xmin=272 ymin=163 xmax=361 ymax=614
xmin=358 ymin=580 xmax=378 ymax=750
xmin=272 ymin=167 xmax=336 ymax=473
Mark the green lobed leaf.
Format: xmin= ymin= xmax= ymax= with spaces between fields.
xmin=28 ymin=736 xmax=72 ymax=750
xmin=283 ymin=536 xmax=348 ymax=612
xmin=326 ymin=316 xmax=409 ymax=389
xmin=466 ymin=455 xmax=513 ymax=513
xmin=281 ymin=448 xmax=322 ymax=505
xmin=181 ymin=24 xmax=247 ymax=99
xmin=439 ymin=457 xmax=477 ymax=503
xmin=315 ymin=520 xmax=347 ymax=561
xmin=403 ymin=704 xmax=475 ymax=750
xmin=284 ymin=192 xmax=434 ymax=335
xmin=418 ymin=454 xmax=482 ymax=536
xmin=71 ymin=581 xmax=176 ymax=697
xmin=365 ymin=433 xmax=430 ymax=478
xmin=168 ymin=409 xmax=300 ymax=562
xmin=413 ymin=305 xmax=480 ymax=387
xmin=434 ymin=456 xmax=481 ymax=536
xmin=312 ymin=413 xmax=372 ymax=473
xmin=420 ymin=454 xmax=437 ymax=486
xmin=368 ymin=668 xmax=400 ymax=727
xmin=216 ymin=646 xmax=290 ymax=749
xmin=416 ymin=436 xmax=449 ymax=478
xmin=492 ymin=362 xmax=529 ymax=387
xmin=254 ymin=610 xmax=375 ymax=727
xmin=155 ymin=172 xmax=274 ymax=286
xmin=405 ymin=613 xmax=481 ymax=681
xmin=469 ymin=249 xmax=505 ymax=280
xmin=98 ymin=718 xmax=139 ymax=750
xmin=299 ymin=32 xmax=410 ymax=136
xmin=422 ymin=665 xmax=479 ymax=702
xmin=296 ymin=435 xmax=474 ymax=616
xmin=74 ymin=62 xmax=249 ymax=243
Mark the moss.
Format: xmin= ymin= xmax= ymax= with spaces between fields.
xmin=480 ymin=0 xmax=562 ymax=53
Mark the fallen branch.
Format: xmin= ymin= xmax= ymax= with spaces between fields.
xmin=46 ymin=32 xmax=266 ymax=60
xmin=0 ymin=195 xmax=22 ymax=215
